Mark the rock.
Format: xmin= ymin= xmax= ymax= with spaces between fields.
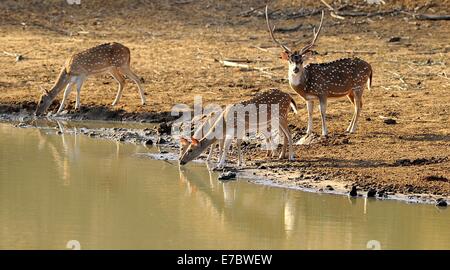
xmin=155 ymin=122 xmax=171 ymax=135
xmin=258 ymin=165 xmax=267 ymax=169
xmin=144 ymin=139 xmax=154 ymax=145
xmin=342 ymin=138 xmax=349 ymax=144
xmin=367 ymin=188 xmax=377 ymax=198
xmin=326 ymin=185 xmax=334 ymax=191
xmin=436 ymin=198 xmax=448 ymax=207
xmin=377 ymin=190 xmax=387 ymax=198
xmin=218 ymin=171 xmax=237 ymax=181
xmin=157 ymin=137 xmax=166 ymax=144
xmin=349 ymin=186 xmax=358 ymax=197
xmin=388 ymin=36 xmax=401 ymax=42
xmin=384 ymin=118 xmax=397 ymax=125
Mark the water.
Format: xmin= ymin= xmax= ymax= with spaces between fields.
xmin=0 ymin=122 xmax=449 ymax=250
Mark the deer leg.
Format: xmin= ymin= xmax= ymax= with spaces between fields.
xmin=206 ymin=144 xmax=213 ymax=161
xmin=296 ymin=100 xmax=314 ymax=145
xmin=217 ymin=139 xmax=224 ymax=162
xmin=349 ymin=92 xmax=363 ymax=133
xmin=305 ymin=100 xmax=314 ymax=135
xmin=216 ymin=138 xmax=232 ymax=169
xmin=75 ymin=77 xmax=85 ymax=110
xmin=56 ymin=81 xmax=75 ymax=114
xmin=278 ymin=129 xmax=287 ymax=160
xmin=279 ymin=119 xmax=294 ymax=161
xmin=111 ymin=69 xmax=126 ymax=106
xmin=318 ymin=97 xmax=328 ymax=137
xmin=236 ymin=139 xmax=244 ymax=167
xmin=346 ymin=93 xmax=356 ymax=133
xmin=119 ymin=67 xmax=146 ymax=105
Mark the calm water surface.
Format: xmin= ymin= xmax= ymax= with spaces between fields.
xmin=0 ymin=122 xmax=449 ymax=249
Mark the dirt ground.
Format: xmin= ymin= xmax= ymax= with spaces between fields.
xmin=0 ymin=0 xmax=449 ymax=197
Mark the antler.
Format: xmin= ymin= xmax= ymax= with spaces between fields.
xmin=299 ymin=10 xmax=325 ymax=55
xmin=265 ymin=5 xmax=291 ymax=53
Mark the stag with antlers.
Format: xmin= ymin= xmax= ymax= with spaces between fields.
xmin=265 ymin=6 xmax=373 ymax=143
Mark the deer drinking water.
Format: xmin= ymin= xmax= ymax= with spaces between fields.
xmin=35 ymin=42 xmax=146 ymax=116
xmin=179 ymin=89 xmax=297 ymax=169
xmin=265 ymin=6 xmax=372 ymax=143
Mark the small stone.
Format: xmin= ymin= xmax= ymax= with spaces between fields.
xmin=436 ymin=198 xmax=448 ymax=207
xmin=326 ymin=185 xmax=334 ymax=191
xmin=349 ymin=186 xmax=358 ymax=197
xmin=388 ymin=36 xmax=401 ymax=42
xmin=384 ymin=118 xmax=397 ymax=125
xmin=258 ymin=165 xmax=267 ymax=169
xmin=144 ymin=139 xmax=153 ymax=145
xmin=218 ymin=171 xmax=237 ymax=181
xmin=367 ymin=188 xmax=377 ymax=198
xmin=377 ymin=190 xmax=387 ymax=198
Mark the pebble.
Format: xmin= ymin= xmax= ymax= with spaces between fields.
xmin=436 ymin=198 xmax=448 ymax=207
xmin=367 ymin=188 xmax=377 ymax=198
xmin=384 ymin=118 xmax=397 ymax=125
xmin=218 ymin=171 xmax=237 ymax=181
xmin=144 ymin=139 xmax=154 ymax=145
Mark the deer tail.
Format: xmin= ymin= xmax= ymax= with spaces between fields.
xmin=367 ymin=69 xmax=373 ymax=91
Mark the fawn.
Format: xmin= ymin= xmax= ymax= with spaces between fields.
xmin=179 ymin=89 xmax=297 ymax=169
xmin=35 ymin=42 xmax=146 ymax=116
xmin=265 ymin=6 xmax=372 ymax=143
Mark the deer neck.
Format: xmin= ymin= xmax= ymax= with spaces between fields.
xmin=47 ymin=67 xmax=70 ymax=99
xmin=288 ymin=67 xmax=308 ymax=93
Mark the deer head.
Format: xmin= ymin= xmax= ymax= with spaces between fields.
xmin=265 ymin=5 xmax=324 ymax=76
xmin=35 ymin=88 xmax=53 ymax=116
xmin=179 ymin=137 xmax=206 ymax=165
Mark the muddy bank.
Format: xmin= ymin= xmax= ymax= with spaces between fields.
xmin=2 ymin=116 xmax=449 ymax=206
xmin=0 ymin=101 xmax=178 ymax=123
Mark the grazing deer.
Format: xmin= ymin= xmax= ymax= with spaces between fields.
xmin=265 ymin=6 xmax=372 ymax=142
xmin=35 ymin=42 xmax=146 ymax=116
xmin=179 ymin=89 xmax=297 ymax=169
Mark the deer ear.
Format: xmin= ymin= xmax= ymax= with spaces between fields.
xmin=280 ymin=51 xmax=289 ymax=61
xmin=180 ymin=137 xmax=189 ymax=146
xmin=191 ymin=137 xmax=199 ymax=146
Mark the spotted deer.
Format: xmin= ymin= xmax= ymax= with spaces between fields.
xmin=179 ymin=89 xmax=297 ymax=169
xmin=35 ymin=42 xmax=146 ymax=116
xmin=179 ymin=110 xmax=280 ymax=163
xmin=179 ymin=111 xmax=223 ymax=162
xmin=265 ymin=6 xmax=372 ymax=142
